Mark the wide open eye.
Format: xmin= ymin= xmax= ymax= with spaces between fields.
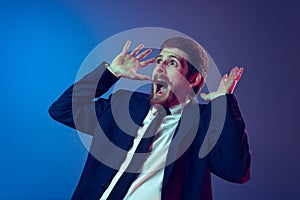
xmin=167 ymin=60 xmax=178 ymax=67
xmin=156 ymin=58 xmax=163 ymax=64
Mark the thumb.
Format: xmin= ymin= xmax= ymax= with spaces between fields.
xmin=200 ymin=93 xmax=209 ymax=101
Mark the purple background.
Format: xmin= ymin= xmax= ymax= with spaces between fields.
xmin=1 ymin=0 xmax=299 ymax=199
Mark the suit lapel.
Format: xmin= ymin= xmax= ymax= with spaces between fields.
xmin=108 ymin=90 xmax=151 ymax=140
xmin=129 ymin=91 xmax=152 ymax=127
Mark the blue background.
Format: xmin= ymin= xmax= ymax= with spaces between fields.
xmin=1 ymin=0 xmax=299 ymax=199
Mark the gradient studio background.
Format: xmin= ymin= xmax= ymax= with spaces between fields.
xmin=1 ymin=0 xmax=299 ymax=199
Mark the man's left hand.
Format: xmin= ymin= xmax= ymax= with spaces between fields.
xmin=200 ymin=67 xmax=244 ymax=101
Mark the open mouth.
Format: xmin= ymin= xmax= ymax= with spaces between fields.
xmin=154 ymin=80 xmax=169 ymax=96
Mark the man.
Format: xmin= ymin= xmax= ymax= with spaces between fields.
xmin=49 ymin=37 xmax=251 ymax=199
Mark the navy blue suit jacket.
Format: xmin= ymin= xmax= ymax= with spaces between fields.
xmin=49 ymin=62 xmax=251 ymax=200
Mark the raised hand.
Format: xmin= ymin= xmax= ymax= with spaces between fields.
xmin=200 ymin=67 xmax=244 ymax=101
xmin=108 ymin=40 xmax=156 ymax=80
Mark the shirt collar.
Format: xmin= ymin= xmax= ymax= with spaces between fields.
xmin=151 ymin=99 xmax=191 ymax=117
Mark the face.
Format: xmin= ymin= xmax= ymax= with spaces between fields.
xmin=151 ymin=48 xmax=193 ymax=108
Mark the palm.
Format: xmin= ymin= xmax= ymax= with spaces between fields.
xmin=200 ymin=67 xmax=244 ymax=101
xmin=109 ymin=41 xmax=155 ymax=80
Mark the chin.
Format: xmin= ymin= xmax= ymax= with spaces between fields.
xmin=150 ymin=90 xmax=178 ymax=108
xmin=150 ymin=96 xmax=168 ymax=107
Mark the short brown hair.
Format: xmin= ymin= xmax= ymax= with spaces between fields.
xmin=160 ymin=37 xmax=209 ymax=96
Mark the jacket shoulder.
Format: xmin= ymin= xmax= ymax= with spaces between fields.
xmin=112 ymin=89 xmax=151 ymax=102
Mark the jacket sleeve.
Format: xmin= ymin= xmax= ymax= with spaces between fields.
xmin=207 ymin=94 xmax=251 ymax=183
xmin=48 ymin=62 xmax=119 ymax=135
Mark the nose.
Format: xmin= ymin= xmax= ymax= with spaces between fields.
xmin=156 ymin=60 xmax=167 ymax=74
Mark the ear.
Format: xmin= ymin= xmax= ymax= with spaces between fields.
xmin=189 ymin=73 xmax=202 ymax=88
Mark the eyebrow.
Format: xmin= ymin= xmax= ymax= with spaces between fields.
xmin=156 ymin=55 xmax=181 ymax=60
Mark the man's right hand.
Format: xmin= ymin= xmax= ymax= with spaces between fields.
xmin=108 ymin=40 xmax=155 ymax=80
